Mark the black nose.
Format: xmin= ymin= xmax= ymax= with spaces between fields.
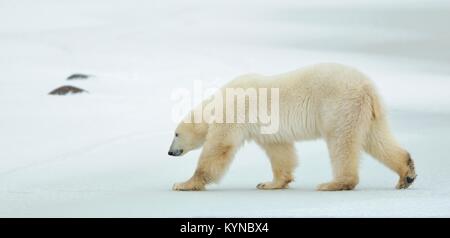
xmin=168 ymin=149 xmax=183 ymax=156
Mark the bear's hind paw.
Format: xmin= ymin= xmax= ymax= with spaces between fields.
xmin=396 ymin=175 xmax=416 ymax=189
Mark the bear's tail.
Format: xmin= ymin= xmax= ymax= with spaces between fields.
xmin=363 ymin=83 xmax=383 ymax=121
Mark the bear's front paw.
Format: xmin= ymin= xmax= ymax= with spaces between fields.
xmin=172 ymin=181 xmax=205 ymax=191
xmin=317 ymin=181 xmax=357 ymax=191
xmin=256 ymin=181 xmax=289 ymax=190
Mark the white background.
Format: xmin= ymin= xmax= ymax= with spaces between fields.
xmin=1 ymin=0 xmax=450 ymax=217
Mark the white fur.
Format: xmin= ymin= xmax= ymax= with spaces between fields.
xmin=169 ymin=63 xmax=416 ymax=191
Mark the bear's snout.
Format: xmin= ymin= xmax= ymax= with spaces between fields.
xmin=168 ymin=149 xmax=183 ymax=156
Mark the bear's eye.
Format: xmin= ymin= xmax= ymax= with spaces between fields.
xmin=175 ymin=133 xmax=179 ymax=137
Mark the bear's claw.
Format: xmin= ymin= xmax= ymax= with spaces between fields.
xmin=396 ymin=155 xmax=417 ymax=189
xmin=396 ymin=175 xmax=417 ymax=189
xmin=256 ymin=181 xmax=289 ymax=190
xmin=317 ymin=181 xmax=357 ymax=191
xmin=172 ymin=182 xmax=204 ymax=191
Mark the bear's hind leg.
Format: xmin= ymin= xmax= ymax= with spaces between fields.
xmin=364 ymin=119 xmax=417 ymax=189
xmin=257 ymin=143 xmax=298 ymax=190
xmin=318 ymin=134 xmax=361 ymax=191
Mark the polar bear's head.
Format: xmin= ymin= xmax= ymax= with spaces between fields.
xmin=168 ymin=121 xmax=208 ymax=156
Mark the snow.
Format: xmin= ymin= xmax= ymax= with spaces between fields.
xmin=1 ymin=0 xmax=450 ymax=217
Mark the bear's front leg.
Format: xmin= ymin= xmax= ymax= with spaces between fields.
xmin=173 ymin=129 xmax=240 ymax=191
xmin=257 ymin=142 xmax=298 ymax=190
xmin=172 ymin=171 xmax=207 ymax=191
xmin=318 ymin=133 xmax=360 ymax=191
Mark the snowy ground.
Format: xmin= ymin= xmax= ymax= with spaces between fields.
xmin=1 ymin=0 xmax=450 ymax=217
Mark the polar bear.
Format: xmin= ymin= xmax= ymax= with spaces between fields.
xmin=168 ymin=63 xmax=416 ymax=191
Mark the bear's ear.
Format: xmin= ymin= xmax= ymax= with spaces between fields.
xmin=193 ymin=121 xmax=209 ymax=138
xmin=203 ymin=115 xmax=215 ymax=125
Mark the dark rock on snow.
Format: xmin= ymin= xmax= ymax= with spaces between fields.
xmin=67 ymin=73 xmax=90 ymax=80
xmin=49 ymin=85 xmax=87 ymax=95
